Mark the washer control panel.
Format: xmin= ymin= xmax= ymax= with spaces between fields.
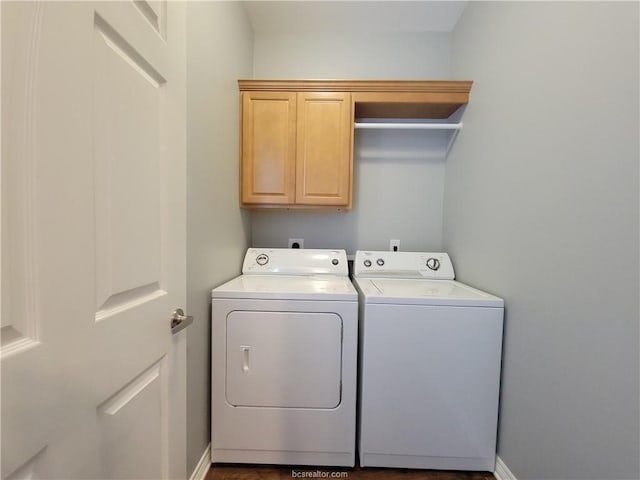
xmin=354 ymin=251 xmax=455 ymax=279
xmin=242 ymin=248 xmax=348 ymax=276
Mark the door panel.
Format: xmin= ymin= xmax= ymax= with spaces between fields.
xmin=295 ymin=92 xmax=352 ymax=206
xmin=1 ymin=2 xmax=186 ymax=479
xmin=226 ymin=311 xmax=342 ymax=408
xmin=241 ymin=91 xmax=296 ymax=205
xmin=0 ymin=0 xmax=42 ymax=359
xmin=93 ymin=11 xmax=165 ymax=316
xmin=97 ymin=360 xmax=166 ymax=480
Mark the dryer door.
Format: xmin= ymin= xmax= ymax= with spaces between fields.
xmin=226 ymin=311 xmax=342 ymax=408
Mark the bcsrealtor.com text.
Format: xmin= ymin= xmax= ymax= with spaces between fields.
xmin=291 ymin=470 xmax=349 ymax=478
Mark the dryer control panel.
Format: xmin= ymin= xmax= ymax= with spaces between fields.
xmin=354 ymin=251 xmax=455 ymax=279
xmin=243 ymin=248 xmax=349 ymax=276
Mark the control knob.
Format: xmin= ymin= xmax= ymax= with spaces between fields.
xmin=376 ymin=258 xmax=385 ymax=266
xmin=256 ymin=254 xmax=269 ymax=266
xmin=426 ymin=257 xmax=440 ymax=271
xmin=363 ymin=259 xmax=372 ymax=267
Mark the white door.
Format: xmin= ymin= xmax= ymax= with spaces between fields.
xmin=1 ymin=1 xmax=187 ymax=479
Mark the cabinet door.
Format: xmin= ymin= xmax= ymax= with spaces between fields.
xmin=241 ymin=91 xmax=296 ymax=205
xmin=295 ymin=92 xmax=352 ymax=207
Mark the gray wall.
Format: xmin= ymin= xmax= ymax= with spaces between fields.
xmin=251 ymin=32 xmax=451 ymax=253
xmin=186 ymin=2 xmax=252 ymax=473
xmin=445 ymin=2 xmax=639 ymax=479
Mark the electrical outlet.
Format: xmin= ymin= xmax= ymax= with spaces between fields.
xmin=390 ymin=239 xmax=400 ymax=252
xmin=288 ymin=238 xmax=304 ymax=249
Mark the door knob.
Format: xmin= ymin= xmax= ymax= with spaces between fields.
xmin=171 ymin=308 xmax=193 ymax=335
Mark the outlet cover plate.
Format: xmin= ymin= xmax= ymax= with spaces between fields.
xmin=288 ymin=238 xmax=304 ymax=249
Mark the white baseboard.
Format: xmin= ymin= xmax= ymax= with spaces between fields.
xmin=189 ymin=443 xmax=211 ymax=480
xmin=194 ymin=444 xmax=512 ymax=480
xmin=494 ymin=455 xmax=517 ymax=480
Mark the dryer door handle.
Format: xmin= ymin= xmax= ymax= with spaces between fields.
xmin=241 ymin=346 xmax=250 ymax=373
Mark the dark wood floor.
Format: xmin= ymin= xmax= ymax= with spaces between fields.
xmin=206 ymin=464 xmax=495 ymax=480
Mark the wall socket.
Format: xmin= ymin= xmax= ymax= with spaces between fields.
xmin=390 ymin=239 xmax=400 ymax=252
xmin=288 ymin=238 xmax=304 ymax=249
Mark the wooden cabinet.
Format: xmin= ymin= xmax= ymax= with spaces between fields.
xmin=241 ymin=91 xmax=296 ymax=205
xmin=295 ymin=92 xmax=352 ymax=206
xmin=238 ymin=80 xmax=473 ymax=209
xmin=241 ymin=90 xmax=353 ymax=209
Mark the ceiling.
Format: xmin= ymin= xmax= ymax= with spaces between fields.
xmin=242 ymin=1 xmax=468 ymax=34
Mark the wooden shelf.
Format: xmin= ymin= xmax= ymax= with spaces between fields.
xmin=238 ymin=80 xmax=472 ymax=119
xmin=238 ymin=79 xmax=472 ymax=93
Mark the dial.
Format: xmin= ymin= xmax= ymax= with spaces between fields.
xmin=332 ymin=258 xmax=339 ymax=266
xmin=376 ymin=258 xmax=385 ymax=266
xmin=256 ymin=254 xmax=269 ymax=266
xmin=426 ymin=257 xmax=440 ymax=271
xmin=363 ymin=259 xmax=372 ymax=267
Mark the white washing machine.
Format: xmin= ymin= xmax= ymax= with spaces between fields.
xmin=353 ymin=251 xmax=504 ymax=472
xmin=211 ymin=248 xmax=358 ymax=467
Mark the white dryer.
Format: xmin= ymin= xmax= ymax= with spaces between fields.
xmin=211 ymin=248 xmax=358 ymax=467
xmin=353 ymin=251 xmax=504 ymax=472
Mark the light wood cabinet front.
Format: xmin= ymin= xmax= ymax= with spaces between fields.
xmin=296 ymin=92 xmax=352 ymax=207
xmin=240 ymin=91 xmax=353 ymax=209
xmin=241 ymin=92 xmax=296 ymax=205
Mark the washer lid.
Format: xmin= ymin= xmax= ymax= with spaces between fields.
xmin=212 ymin=274 xmax=357 ymax=301
xmin=354 ymin=278 xmax=503 ymax=307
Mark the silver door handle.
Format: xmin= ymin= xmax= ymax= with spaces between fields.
xmin=171 ymin=308 xmax=193 ymax=335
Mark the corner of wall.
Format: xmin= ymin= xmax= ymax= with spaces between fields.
xmin=185 ymin=1 xmax=254 ymax=474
